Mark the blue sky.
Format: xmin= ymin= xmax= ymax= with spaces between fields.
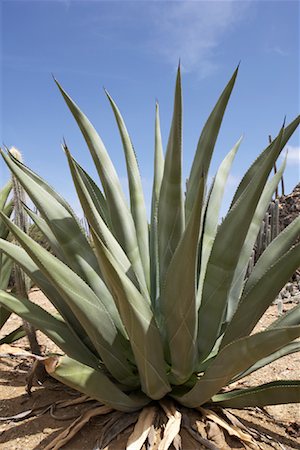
xmin=1 ymin=0 xmax=299 ymax=218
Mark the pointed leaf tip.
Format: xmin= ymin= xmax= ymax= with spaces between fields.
xmin=62 ymin=143 xmax=70 ymax=156
xmin=283 ymin=116 xmax=286 ymax=127
xmin=176 ymin=61 xmax=181 ymax=81
xmin=104 ymin=89 xmax=115 ymax=104
xmin=61 ymin=138 xmax=68 ymax=154
xmin=54 ymin=77 xmax=64 ymax=92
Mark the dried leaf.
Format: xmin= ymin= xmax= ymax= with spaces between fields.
xmin=194 ymin=419 xmax=207 ymax=439
xmin=158 ymin=400 xmax=182 ymax=450
xmin=146 ymin=425 xmax=156 ymax=449
xmin=0 ymin=343 xmax=31 ymax=356
xmin=198 ymin=407 xmax=259 ymax=449
xmin=172 ymin=433 xmax=182 ymax=450
xmin=44 ymin=405 xmax=112 ymax=450
xmin=0 ymin=409 xmax=34 ymax=422
xmin=220 ymin=408 xmax=259 ymax=438
xmin=180 ymin=428 xmax=205 ymax=449
xmin=44 ymin=356 xmax=59 ymax=373
xmin=206 ymin=420 xmax=230 ymax=450
xmin=126 ymin=406 xmax=157 ymax=450
xmin=182 ymin=420 xmax=219 ymax=450
xmin=56 ymin=394 xmax=93 ymax=409
xmin=98 ymin=412 xmax=139 ymax=449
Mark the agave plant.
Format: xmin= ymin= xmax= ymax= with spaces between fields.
xmin=0 ymin=66 xmax=299 ymax=449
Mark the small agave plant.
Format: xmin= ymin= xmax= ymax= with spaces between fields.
xmin=0 ymin=66 xmax=300 ymax=449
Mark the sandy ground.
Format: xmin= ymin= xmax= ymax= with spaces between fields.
xmin=0 ymin=289 xmax=299 ymax=449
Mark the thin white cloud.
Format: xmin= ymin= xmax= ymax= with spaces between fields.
xmin=149 ymin=1 xmax=251 ymax=76
xmin=15 ymin=1 xmax=251 ymax=78
xmin=267 ymin=46 xmax=289 ymax=57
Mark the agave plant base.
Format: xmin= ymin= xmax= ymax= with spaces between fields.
xmin=0 ymin=336 xmax=298 ymax=450
xmin=36 ymin=395 xmax=292 ymax=450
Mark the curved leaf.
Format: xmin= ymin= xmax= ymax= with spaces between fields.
xmin=46 ymin=355 xmax=150 ymax=412
xmin=71 ymin=158 xmax=112 ymax=229
xmin=231 ymin=341 xmax=300 ymax=382
xmin=91 ymin=227 xmax=171 ymax=400
xmin=0 ymin=201 xmax=14 ymax=239
xmin=24 ymin=205 xmax=65 ymax=260
xmin=197 ymin=125 xmax=290 ymax=361
xmin=161 ymin=176 xmax=205 ymax=384
xmin=158 ymin=65 xmax=184 ymax=287
xmin=54 ymin=80 xmax=148 ymax=297
xmin=211 ymin=380 xmax=300 ymax=407
xmin=225 ymin=158 xmax=287 ymax=323
xmin=150 ymin=102 xmax=164 ymax=306
xmin=0 ymin=181 xmax=12 ymax=211
xmin=0 ymin=213 xmax=137 ymax=386
xmin=0 ymin=238 xmax=95 ymax=351
xmin=244 ymin=216 xmax=300 ymax=297
xmin=0 ymin=302 xmax=12 ymax=328
xmin=2 ymin=146 xmax=77 ymax=216
xmin=197 ymin=137 xmax=241 ymax=306
xmin=268 ymin=304 xmax=300 ymax=329
xmin=0 ymin=325 xmax=26 ymax=344
xmin=172 ymin=325 xmax=300 ymax=407
xmin=0 ymin=253 xmax=12 ymax=291
xmin=222 ymin=243 xmax=300 ymax=347
xmin=106 ymin=90 xmax=150 ymax=290
xmin=231 ymin=115 xmax=300 ymax=206
xmin=1 ymin=151 xmax=103 ymax=291
xmin=1 ymin=150 xmax=129 ymax=337
xmin=65 ymin=145 xmax=140 ymax=301
xmin=185 ymin=66 xmax=239 ymax=220
xmin=0 ymin=290 xmax=99 ymax=368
